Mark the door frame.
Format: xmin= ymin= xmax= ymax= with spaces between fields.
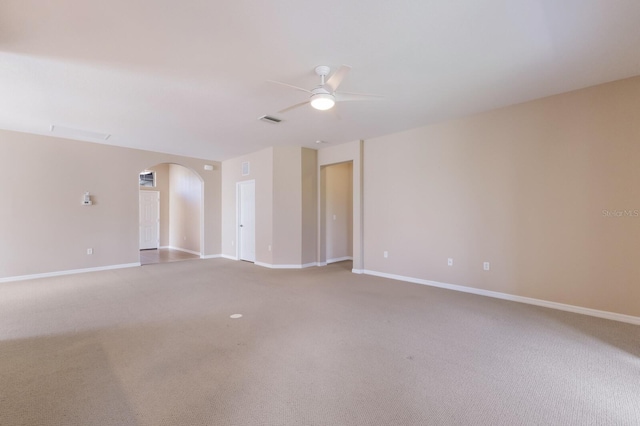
xmin=236 ymin=179 xmax=256 ymax=261
xmin=320 ymin=161 xmax=354 ymax=264
xmin=316 ymin=140 xmax=364 ymax=272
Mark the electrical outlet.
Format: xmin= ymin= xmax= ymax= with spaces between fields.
xmin=448 ymin=258 xmax=453 ymax=266
xmin=383 ymin=251 xmax=388 ymax=258
xmin=268 ymin=245 xmax=272 ymax=251
xmin=87 ymin=248 xmax=93 ymax=255
xmin=483 ymin=262 xmax=490 ymax=271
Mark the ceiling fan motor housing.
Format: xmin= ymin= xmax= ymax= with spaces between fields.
xmin=311 ymin=87 xmax=331 ymax=96
xmin=315 ymin=65 xmax=331 ymax=77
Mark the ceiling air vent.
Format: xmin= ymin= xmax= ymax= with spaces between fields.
xmin=50 ymin=125 xmax=111 ymax=141
xmin=258 ymin=115 xmax=282 ymax=124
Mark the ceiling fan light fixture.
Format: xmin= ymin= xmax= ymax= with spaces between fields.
xmin=310 ymin=93 xmax=335 ymax=110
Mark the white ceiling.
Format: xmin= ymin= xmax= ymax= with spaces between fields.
xmin=1 ymin=0 xmax=640 ymax=161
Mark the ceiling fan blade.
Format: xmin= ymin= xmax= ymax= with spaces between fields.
xmin=325 ymin=65 xmax=352 ymax=92
xmin=278 ymin=101 xmax=309 ymax=114
xmin=267 ymin=80 xmax=312 ymax=93
xmin=335 ymin=91 xmax=383 ymax=102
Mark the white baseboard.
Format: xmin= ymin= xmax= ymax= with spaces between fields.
xmin=327 ymin=256 xmax=353 ymax=264
xmin=254 ymin=262 xmax=318 ymax=269
xmin=165 ymin=246 xmax=201 ymax=256
xmin=221 ymin=254 xmax=238 ymax=261
xmin=201 ymin=254 xmax=222 ymax=259
xmin=362 ymin=269 xmax=640 ymax=326
xmin=352 ymin=269 xmax=364 ymax=274
xmin=0 ymin=263 xmax=141 ymax=283
xmin=317 ymin=262 xmax=327 ymax=267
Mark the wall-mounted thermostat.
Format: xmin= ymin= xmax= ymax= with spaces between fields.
xmin=82 ymin=192 xmax=93 ymax=205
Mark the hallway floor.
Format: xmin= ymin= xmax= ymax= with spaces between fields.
xmin=140 ymin=248 xmax=200 ymax=265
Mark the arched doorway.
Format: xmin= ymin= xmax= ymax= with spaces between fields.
xmin=138 ymin=163 xmax=204 ymax=265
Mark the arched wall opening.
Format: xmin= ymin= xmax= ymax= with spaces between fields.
xmin=139 ymin=163 xmax=204 ymax=263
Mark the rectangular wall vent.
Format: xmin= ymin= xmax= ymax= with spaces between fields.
xmin=258 ymin=115 xmax=282 ymax=124
xmin=242 ymin=162 xmax=250 ymax=176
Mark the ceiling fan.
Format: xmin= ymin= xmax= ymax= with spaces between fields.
xmin=268 ymin=65 xmax=382 ymax=113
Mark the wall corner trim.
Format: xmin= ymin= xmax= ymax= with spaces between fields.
xmin=362 ymin=269 xmax=640 ymax=326
xmin=0 ymin=263 xmax=141 ymax=283
xmin=352 ymin=269 xmax=364 ymax=274
xmin=221 ymin=254 xmax=239 ymax=261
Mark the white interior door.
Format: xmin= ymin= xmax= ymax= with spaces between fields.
xmin=238 ymin=180 xmax=256 ymax=262
xmin=139 ymin=191 xmax=160 ymax=250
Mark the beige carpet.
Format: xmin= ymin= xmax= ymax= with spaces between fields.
xmin=0 ymin=259 xmax=638 ymax=425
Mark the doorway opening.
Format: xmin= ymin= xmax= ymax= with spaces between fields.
xmin=320 ymin=161 xmax=353 ymax=268
xmin=138 ymin=163 xmax=204 ymax=265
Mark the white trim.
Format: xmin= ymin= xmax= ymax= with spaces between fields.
xmin=221 ymin=254 xmax=238 ymax=261
xmin=362 ymin=269 xmax=640 ymax=326
xmin=254 ymin=262 xmax=318 ymax=269
xmin=255 ymin=262 xmax=300 ymax=269
xmin=317 ymin=262 xmax=327 ymax=267
xmin=0 ymin=263 xmax=141 ymax=283
xmin=166 ymin=246 xmax=201 ymax=256
xmin=352 ymin=269 xmax=364 ymax=274
xmin=201 ymin=254 xmax=222 ymax=259
xmin=327 ymin=256 xmax=353 ymax=264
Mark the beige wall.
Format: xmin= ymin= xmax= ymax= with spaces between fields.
xmin=272 ymin=147 xmax=302 ymax=265
xmin=324 ymin=162 xmax=353 ymax=262
xmin=221 ymin=146 xmax=317 ymax=267
xmin=0 ymin=130 xmax=221 ymax=279
xmin=169 ymin=164 xmax=202 ymax=253
xmin=363 ymin=75 xmax=640 ymax=317
xmin=301 ymin=148 xmax=318 ymax=265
